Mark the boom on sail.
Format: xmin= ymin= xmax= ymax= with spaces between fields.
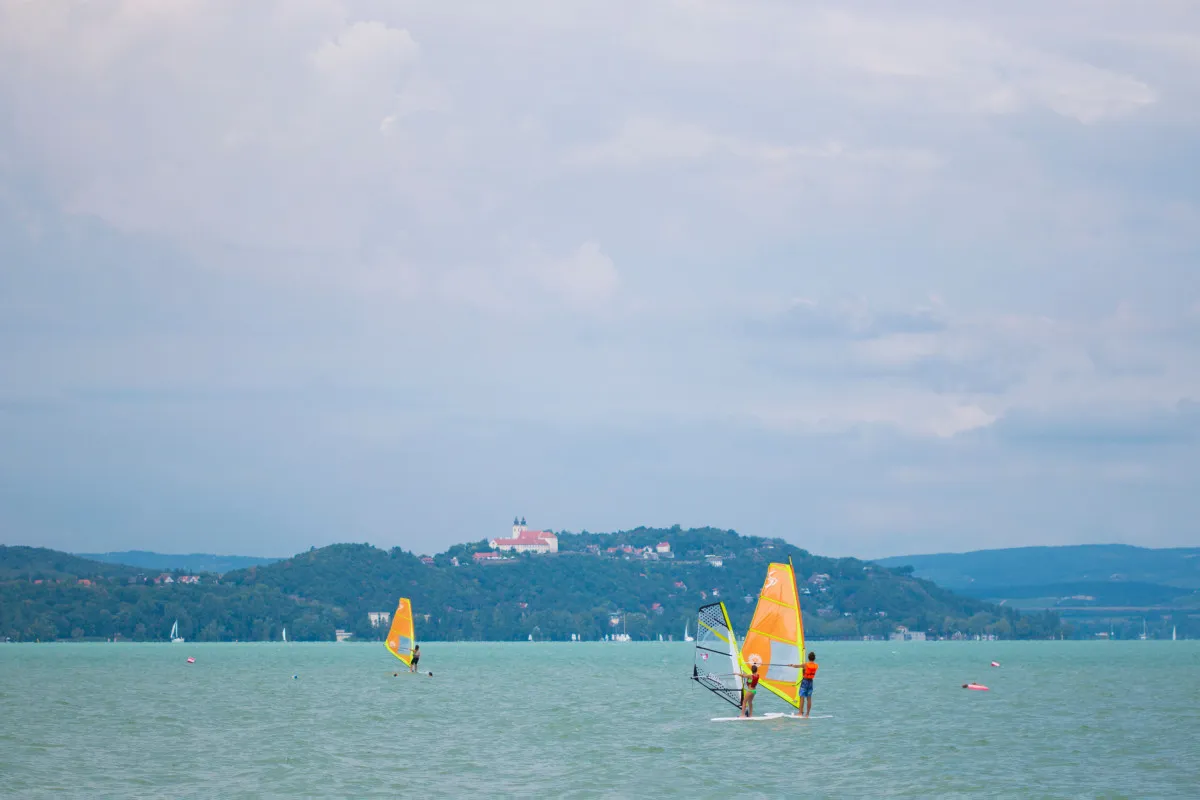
xmin=691 ymin=602 xmax=745 ymax=708
xmin=739 ymin=558 xmax=805 ymax=710
xmin=384 ymin=597 xmax=416 ymax=666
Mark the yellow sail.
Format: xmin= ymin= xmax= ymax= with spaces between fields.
xmin=739 ymin=559 xmax=804 ymax=709
xmin=384 ymin=597 xmax=415 ymax=665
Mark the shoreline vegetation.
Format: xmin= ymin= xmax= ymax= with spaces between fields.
xmin=2 ymin=527 xmax=1072 ymax=643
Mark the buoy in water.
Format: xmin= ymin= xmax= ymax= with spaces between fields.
xmin=962 ymin=683 xmax=989 ymax=691
xmin=292 ymin=674 xmax=298 ymax=680
xmin=186 ymin=657 xmax=195 ymax=663
xmin=991 ymin=661 xmax=1000 ymax=667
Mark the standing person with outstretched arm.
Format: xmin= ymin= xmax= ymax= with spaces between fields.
xmin=409 ymin=644 xmax=420 ymax=673
xmin=788 ymin=651 xmax=819 ymax=717
xmin=739 ymin=663 xmax=761 ymax=718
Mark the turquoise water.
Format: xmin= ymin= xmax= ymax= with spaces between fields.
xmin=2 ymin=641 xmax=1198 ymax=798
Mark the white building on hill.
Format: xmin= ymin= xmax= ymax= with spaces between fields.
xmin=489 ymin=517 xmax=559 ymax=554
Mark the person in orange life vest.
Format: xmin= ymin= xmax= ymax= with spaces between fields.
xmin=739 ymin=663 xmax=761 ymax=717
xmin=787 ymin=651 xmax=819 ymax=717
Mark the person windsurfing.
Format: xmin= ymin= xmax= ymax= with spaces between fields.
xmin=409 ymin=644 xmax=420 ymax=673
xmin=740 ymin=663 xmax=760 ymax=717
xmin=788 ymin=651 xmax=819 ymax=717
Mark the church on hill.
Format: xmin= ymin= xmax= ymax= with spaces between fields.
xmin=488 ymin=517 xmax=559 ymax=554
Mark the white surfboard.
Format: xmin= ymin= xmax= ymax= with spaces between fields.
xmin=711 ymin=712 xmax=790 ymax=722
xmin=780 ymin=713 xmax=834 ymax=719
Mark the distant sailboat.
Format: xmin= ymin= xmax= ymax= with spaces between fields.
xmin=170 ymin=620 xmax=184 ymax=644
xmin=684 ymin=620 xmax=694 ymax=642
xmin=1173 ymin=625 xmax=1177 ymax=641
xmin=282 ymin=627 xmax=288 ymax=644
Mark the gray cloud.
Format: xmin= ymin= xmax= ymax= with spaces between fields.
xmin=1 ymin=0 xmax=1198 ymax=555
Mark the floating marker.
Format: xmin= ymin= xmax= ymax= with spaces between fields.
xmin=991 ymin=661 xmax=1000 ymax=667
xmin=962 ymin=683 xmax=989 ymax=691
xmin=292 ymin=674 xmax=298 ymax=680
xmin=186 ymin=657 xmax=195 ymax=663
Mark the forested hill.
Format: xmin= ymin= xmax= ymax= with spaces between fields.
xmin=1 ymin=529 xmax=1063 ymax=642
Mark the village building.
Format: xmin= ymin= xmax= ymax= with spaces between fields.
xmin=656 ymin=541 xmax=671 ymax=554
xmin=488 ymin=517 xmax=559 ymax=554
xmin=367 ymin=611 xmax=391 ymax=628
xmin=890 ymin=625 xmax=927 ymax=642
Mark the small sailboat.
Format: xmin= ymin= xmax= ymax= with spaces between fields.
xmin=691 ymin=601 xmax=745 ymax=712
xmin=740 ymin=558 xmax=805 ymax=715
xmin=170 ymin=620 xmax=184 ymax=643
xmin=384 ymin=597 xmax=416 ymax=667
xmin=282 ymin=627 xmax=288 ymax=644
xmin=684 ymin=620 xmax=694 ymax=642
xmin=1172 ymin=625 xmax=1177 ymax=641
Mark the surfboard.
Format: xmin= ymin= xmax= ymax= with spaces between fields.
xmin=711 ymin=712 xmax=790 ymax=722
xmin=779 ymin=713 xmax=834 ymax=719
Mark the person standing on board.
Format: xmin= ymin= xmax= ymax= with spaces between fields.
xmin=787 ymin=651 xmax=819 ymax=717
xmin=740 ymin=663 xmax=761 ymax=717
xmin=409 ymin=644 xmax=420 ymax=673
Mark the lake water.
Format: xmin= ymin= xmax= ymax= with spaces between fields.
xmin=2 ymin=641 xmax=1198 ymax=798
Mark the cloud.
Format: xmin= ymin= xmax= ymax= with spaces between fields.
xmin=1 ymin=1 xmax=1198 ymax=555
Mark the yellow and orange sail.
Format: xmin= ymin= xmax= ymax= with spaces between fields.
xmin=739 ymin=559 xmax=805 ymax=709
xmin=384 ymin=597 xmax=416 ymax=666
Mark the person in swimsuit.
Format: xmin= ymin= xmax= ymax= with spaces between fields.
xmin=409 ymin=644 xmax=420 ymax=673
xmin=788 ymin=651 xmax=819 ymax=717
xmin=740 ymin=663 xmax=761 ymax=717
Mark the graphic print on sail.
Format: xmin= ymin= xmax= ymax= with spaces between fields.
xmin=691 ymin=602 xmax=745 ymax=708
xmin=739 ymin=558 xmax=805 ymax=710
xmin=384 ymin=597 xmax=416 ymax=666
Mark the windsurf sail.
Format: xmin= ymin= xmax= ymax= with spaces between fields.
xmin=384 ymin=597 xmax=415 ymax=665
xmin=739 ymin=558 xmax=805 ymax=709
xmin=692 ymin=602 xmax=744 ymax=708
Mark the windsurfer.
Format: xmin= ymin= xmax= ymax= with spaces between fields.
xmin=740 ymin=663 xmax=760 ymax=717
xmin=788 ymin=651 xmax=818 ymax=717
xmin=410 ymin=644 xmax=420 ymax=673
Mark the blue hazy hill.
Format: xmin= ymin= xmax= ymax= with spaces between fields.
xmin=76 ymin=550 xmax=281 ymax=575
xmin=873 ymin=544 xmax=1200 ymax=592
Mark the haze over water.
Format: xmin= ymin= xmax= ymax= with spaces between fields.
xmin=3 ymin=641 xmax=1198 ymax=798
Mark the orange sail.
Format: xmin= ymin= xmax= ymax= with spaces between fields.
xmin=739 ymin=559 xmax=804 ymax=709
xmin=384 ymin=597 xmax=415 ymax=666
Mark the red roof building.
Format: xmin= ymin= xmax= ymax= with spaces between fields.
xmin=489 ymin=520 xmax=558 ymax=554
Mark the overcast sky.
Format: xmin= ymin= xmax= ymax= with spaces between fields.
xmin=2 ymin=0 xmax=1198 ymax=559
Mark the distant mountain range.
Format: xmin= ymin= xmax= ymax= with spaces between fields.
xmin=874 ymin=545 xmax=1200 ymax=636
xmin=76 ymin=550 xmax=281 ymax=574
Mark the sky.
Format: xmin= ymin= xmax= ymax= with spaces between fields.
xmin=1 ymin=0 xmax=1198 ymax=559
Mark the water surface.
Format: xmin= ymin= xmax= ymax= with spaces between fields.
xmin=2 ymin=641 xmax=1197 ymax=798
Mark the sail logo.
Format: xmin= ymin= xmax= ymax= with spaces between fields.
xmin=763 ymin=570 xmax=779 ymax=591
xmin=746 ymin=653 xmax=763 ymax=667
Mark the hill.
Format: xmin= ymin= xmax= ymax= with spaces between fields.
xmin=1 ymin=528 xmax=1067 ymax=642
xmin=874 ymin=545 xmax=1200 ymax=590
xmin=874 ymin=545 xmax=1200 ymax=638
xmin=0 ymin=546 xmax=142 ymax=582
xmin=77 ymin=550 xmax=281 ymax=574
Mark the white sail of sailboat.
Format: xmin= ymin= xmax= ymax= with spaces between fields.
xmin=1173 ymin=625 xmax=1177 ymax=641
xmin=282 ymin=627 xmax=288 ymax=643
xmin=170 ymin=620 xmax=184 ymax=643
xmin=684 ymin=620 xmax=694 ymax=642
